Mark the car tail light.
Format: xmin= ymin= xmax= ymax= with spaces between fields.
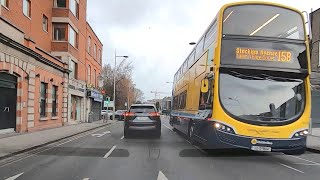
xmin=125 ymin=112 xmax=135 ymax=117
xmin=149 ymin=112 xmax=160 ymax=116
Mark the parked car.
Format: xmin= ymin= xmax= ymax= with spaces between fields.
xmin=115 ymin=110 xmax=126 ymax=121
xmin=101 ymin=110 xmax=114 ymax=120
xmin=123 ymin=104 xmax=161 ymax=138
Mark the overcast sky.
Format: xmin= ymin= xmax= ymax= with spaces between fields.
xmin=87 ymin=0 xmax=320 ymax=100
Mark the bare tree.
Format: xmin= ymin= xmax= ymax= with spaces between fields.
xmin=101 ymin=60 xmax=144 ymax=110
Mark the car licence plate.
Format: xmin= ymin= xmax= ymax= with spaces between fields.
xmin=251 ymin=146 xmax=271 ymax=152
xmin=136 ymin=117 xmax=148 ymax=121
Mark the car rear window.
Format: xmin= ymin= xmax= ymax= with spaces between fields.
xmin=129 ymin=106 xmax=156 ymax=113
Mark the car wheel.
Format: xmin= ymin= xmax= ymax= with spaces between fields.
xmin=284 ymin=148 xmax=306 ymax=155
xmin=124 ymin=128 xmax=129 ymax=138
xmin=188 ymin=122 xmax=196 ymax=144
xmin=155 ymin=128 xmax=161 ymax=138
xmin=110 ymin=116 xmax=113 ymax=120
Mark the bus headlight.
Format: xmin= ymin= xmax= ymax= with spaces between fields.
xmin=214 ymin=123 xmax=221 ymax=129
xmin=213 ymin=122 xmax=235 ymax=134
xmin=292 ymin=129 xmax=308 ymax=138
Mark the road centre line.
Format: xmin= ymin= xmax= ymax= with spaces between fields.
xmin=4 ymin=172 xmax=24 ymax=180
xmin=279 ymin=163 xmax=304 ymax=173
xmin=103 ymin=145 xmax=117 ymax=158
xmin=157 ymin=171 xmax=169 ymax=180
xmin=0 ymin=127 xmax=103 ymax=168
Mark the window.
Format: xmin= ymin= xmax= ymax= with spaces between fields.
xmin=204 ymin=22 xmax=217 ymax=49
xmin=219 ymin=70 xmax=305 ymax=126
xmin=222 ymin=5 xmax=305 ymax=40
xmin=195 ymin=37 xmax=204 ymax=60
xmin=1 ymin=0 xmax=9 ymax=8
xmin=53 ymin=24 xmax=67 ymax=41
xmin=99 ymin=49 xmax=102 ymax=63
xmin=69 ymin=60 xmax=77 ymax=79
xmin=42 ymin=15 xmax=48 ymax=32
xmin=93 ymin=44 xmax=97 ymax=59
xmin=187 ymin=50 xmax=195 ymax=68
xmin=40 ymin=83 xmax=47 ymax=117
xmin=23 ymin=0 xmax=31 ymax=18
xmin=179 ymin=91 xmax=187 ymax=109
xmin=52 ymin=86 xmax=58 ymax=116
xmin=69 ymin=26 xmax=78 ymax=48
xmin=93 ymin=69 xmax=96 ymax=87
xmin=87 ymin=36 xmax=91 ymax=53
xmin=87 ymin=65 xmax=91 ymax=84
xmin=54 ymin=0 xmax=66 ymax=7
xmin=199 ymin=79 xmax=213 ymax=110
xmin=70 ymin=0 xmax=79 ymax=18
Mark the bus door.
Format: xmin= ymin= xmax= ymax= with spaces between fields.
xmin=193 ymin=77 xmax=214 ymax=140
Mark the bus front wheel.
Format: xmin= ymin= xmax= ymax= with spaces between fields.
xmin=283 ymin=148 xmax=306 ymax=155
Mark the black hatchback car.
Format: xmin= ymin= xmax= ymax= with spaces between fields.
xmin=124 ymin=104 xmax=161 ymax=138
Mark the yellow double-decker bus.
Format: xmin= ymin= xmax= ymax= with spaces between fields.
xmin=170 ymin=1 xmax=311 ymax=154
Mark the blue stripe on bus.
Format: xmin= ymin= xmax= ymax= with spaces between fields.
xmin=171 ymin=111 xmax=198 ymax=119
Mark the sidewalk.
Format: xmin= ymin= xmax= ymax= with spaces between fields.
xmin=0 ymin=120 xmax=116 ymax=159
xmin=307 ymin=128 xmax=320 ymax=152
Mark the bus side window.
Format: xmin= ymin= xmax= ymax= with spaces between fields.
xmin=199 ymin=79 xmax=214 ymax=110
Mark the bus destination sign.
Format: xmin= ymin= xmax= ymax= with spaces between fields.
xmin=236 ymin=47 xmax=292 ymax=62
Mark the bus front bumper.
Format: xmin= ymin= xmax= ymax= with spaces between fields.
xmin=207 ymin=129 xmax=306 ymax=152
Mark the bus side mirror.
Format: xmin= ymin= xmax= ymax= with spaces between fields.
xmin=201 ymin=79 xmax=209 ymax=93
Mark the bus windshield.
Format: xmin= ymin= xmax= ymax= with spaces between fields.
xmin=219 ymin=70 xmax=305 ymax=126
xmin=223 ymin=5 xmax=305 ymax=40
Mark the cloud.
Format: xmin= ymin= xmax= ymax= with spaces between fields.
xmin=87 ymin=0 xmax=320 ymax=100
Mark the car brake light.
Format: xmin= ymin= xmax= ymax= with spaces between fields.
xmin=149 ymin=112 xmax=160 ymax=116
xmin=125 ymin=112 xmax=134 ymax=116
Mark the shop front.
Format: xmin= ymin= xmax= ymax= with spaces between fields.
xmin=87 ymin=89 xmax=103 ymax=122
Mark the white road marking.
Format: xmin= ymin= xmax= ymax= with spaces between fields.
xmin=4 ymin=172 xmax=24 ymax=180
xmin=279 ymin=163 xmax=304 ymax=173
xmin=294 ymin=162 xmax=320 ymax=165
xmin=157 ymin=171 xmax=168 ymax=180
xmin=0 ymin=127 xmax=104 ymax=168
xmin=193 ymin=145 xmax=207 ymax=154
xmin=162 ymin=124 xmax=173 ymax=131
xmin=288 ymin=155 xmax=320 ymax=165
xmin=120 ymin=136 xmax=124 ymax=139
xmin=91 ymin=131 xmax=111 ymax=138
xmin=83 ymin=178 xmax=90 ymax=180
xmin=103 ymin=145 xmax=117 ymax=158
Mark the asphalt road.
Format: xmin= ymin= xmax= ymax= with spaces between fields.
xmin=1 ymin=117 xmax=320 ymax=180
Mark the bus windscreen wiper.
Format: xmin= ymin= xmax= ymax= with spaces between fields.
xmin=260 ymin=74 xmax=302 ymax=82
xmin=256 ymin=116 xmax=287 ymax=121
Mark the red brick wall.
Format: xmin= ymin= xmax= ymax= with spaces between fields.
xmin=86 ymin=23 xmax=103 ymax=87
xmin=1 ymin=0 xmax=53 ymax=52
xmin=32 ymin=68 xmax=64 ymax=131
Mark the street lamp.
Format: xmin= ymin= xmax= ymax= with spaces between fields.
xmin=113 ymin=50 xmax=128 ymax=120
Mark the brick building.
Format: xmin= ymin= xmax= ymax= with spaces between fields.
xmin=0 ymin=0 xmax=103 ymax=133
xmin=310 ymin=8 xmax=320 ymax=127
